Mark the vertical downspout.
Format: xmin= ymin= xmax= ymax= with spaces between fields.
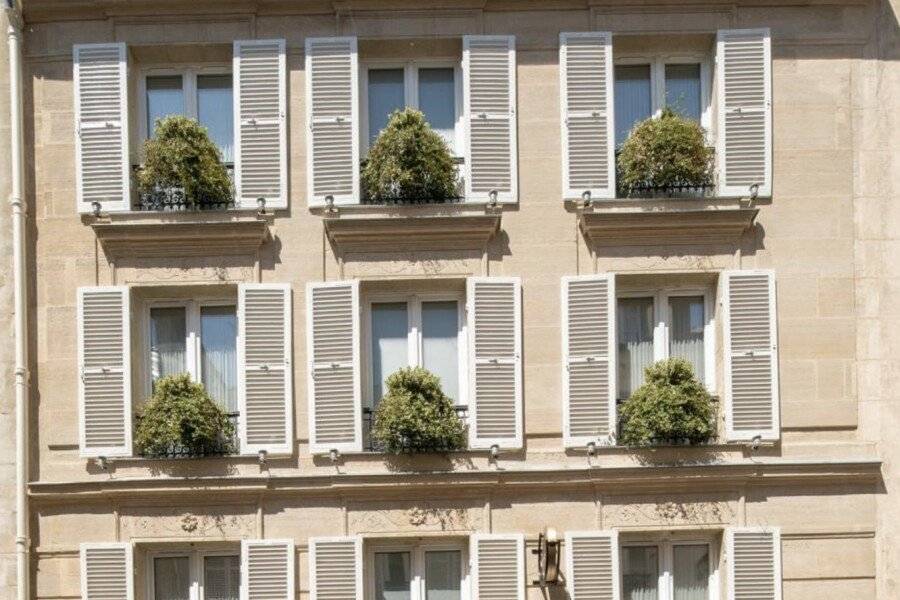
xmin=6 ymin=5 xmax=28 ymax=600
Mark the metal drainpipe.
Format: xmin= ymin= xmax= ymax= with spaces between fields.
xmin=6 ymin=4 xmax=29 ymax=600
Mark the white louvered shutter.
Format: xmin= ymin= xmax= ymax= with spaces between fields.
xmin=241 ymin=540 xmax=295 ymax=600
xmin=726 ymin=528 xmax=782 ymax=600
xmin=471 ymin=534 xmax=524 ymax=600
xmin=234 ymin=39 xmax=287 ymax=209
xmin=309 ymin=537 xmax=361 ymax=600
xmin=716 ymin=29 xmax=772 ymax=198
xmin=562 ymin=275 xmax=616 ymax=448
xmin=306 ymin=281 xmax=362 ymax=454
xmin=78 ymin=287 xmax=131 ymax=458
xmin=73 ymin=43 xmax=130 ymax=213
xmin=565 ymin=531 xmax=619 ymax=600
xmin=559 ymin=32 xmax=615 ymax=201
xmin=467 ymin=277 xmax=522 ymax=450
xmin=238 ymin=284 xmax=293 ymax=455
xmin=81 ymin=543 xmax=133 ymax=600
xmin=463 ymin=36 xmax=518 ymax=203
xmin=722 ymin=270 xmax=780 ymax=442
xmin=306 ymin=37 xmax=359 ymax=206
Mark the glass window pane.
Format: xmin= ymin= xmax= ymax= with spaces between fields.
xmin=374 ymin=552 xmax=411 ymax=600
xmin=422 ymin=301 xmax=459 ymax=403
xmin=614 ymin=65 xmax=652 ymax=146
xmin=669 ymin=296 xmax=705 ymax=383
xmin=201 ymin=305 xmax=238 ymax=412
xmin=146 ymin=75 xmax=185 ymax=137
xmin=197 ymin=74 xmax=235 ymax=163
xmin=425 ymin=550 xmax=462 ymax=600
xmin=204 ymin=555 xmax=240 ymax=600
xmin=154 ymin=556 xmax=191 ymax=600
xmin=617 ymin=297 xmax=655 ymax=398
xmin=621 ymin=546 xmax=658 ymax=600
xmin=150 ymin=307 xmax=187 ymax=384
xmin=673 ymin=544 xmax=709 ymax=600
xmin=665 ymin=64 xmax=702 ymax=122
xmin=371 ymin=303 xmax=409 ymax=403
xmin=368 ymin=68 xmax=406 ymax=146
xmin=418 ymin=68 xmax=456 ymax=152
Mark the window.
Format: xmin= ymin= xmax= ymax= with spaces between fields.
xmin=367 ymin=295 xmax=466 ymax=406
xmin=146 ymin=300 xmax=238 ymax=412
xmin=142 ymin=69 xmax=234 ymax=163
xmin=617 ymin=290 xmax=714 ymax=398
xmin=622 ymin=541 xmax=715 ymax=600
xmin=362 ymin=62 xmax=462 ymax=154
xmin=367 ymin=542 xmax=466 ymax=600
xmin=148 ymin=550 xmax=240 ymax=600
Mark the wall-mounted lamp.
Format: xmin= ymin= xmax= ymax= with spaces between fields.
xmin=256 ymin=197 xmax=267 ymax=214
xmin=257 ymin=449 xmax=268 ymax=465
xmin=91 ymin=201 xmax=102 ymax=217
xmin=586 ymin=441 xmax=597 ymax=457
xmin=488 ymin=190 xmax=499 ymax=208
xmin=749 ymin=183 xmax=760 ymax=201
xmin=329 ymin=448 xmax=341 ymax=463
xmin=489 ymin=444 xmax=500 ymax=459
xmin=95 ymin=456 xmax=109 ymax=471
xmin=581 ymin=190 xmax=592 ymax=209
xmin=750 ymin=435 xmax=762 ymax=451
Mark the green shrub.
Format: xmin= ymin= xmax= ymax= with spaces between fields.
xmin=618 ymin=358 xmax=717 ymax=447
xmin=138 ymin=115 xmax=232 ymax=206
xmin=361 ymin=108 xmax=458 ymax=202
xmin=134 ymin=374 xmax=235 ymax=458
xmin=617 ymin=108 xmax=714 ymax=195
xmin=371 ymin=367 xmax=467 ymax=454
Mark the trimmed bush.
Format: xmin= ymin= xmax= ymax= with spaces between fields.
xmin=371 ymin=367 xmax=467 ymax=454
xmin=617 ymin=108 xmax=714 ymax=196
xmin=618 ymin=358 xmax=717 ymax=447
xmin=134 ymin=374 xmax=235 ymax=458
xmin=138 ymin=115 xmax=232 ymax=206
xmin=361 ymin=108 xmax=458 ymax=203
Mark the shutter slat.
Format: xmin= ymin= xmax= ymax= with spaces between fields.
xmin=309 ymin=537 xmax=360 ymax=600
xmin=566 ymin=531 xmax=619 ymax=600
xmin=239 ymin=284 xmax=293 ymax=455
xmin=727 ymin=528 xmax=781 ymax=600
xmin=242 ymin=540 xmax=294 ymax=600
xmin=471 ymin=534 xmax=524 ymax=600
xmin=81 ymin=544 xmax=133 ymax=600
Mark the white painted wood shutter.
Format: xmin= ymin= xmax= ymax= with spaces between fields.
xmin=306 ymin=281 xmax=362 ymax=454
xmin=463 ymin=36 xmax=518 ymax=203
xmin=716 ymin=29 xmax=772 ymax=198
xmin=726 ymin=527 xmax=782 ymax=600
xmin=77 ymin=286 xmax=131 ymax=458
xmin=241 ymin=539 xmax=295 ymax=600
xmin=565 ymin=531 xmax=620 ymax=600
xmin=467 ymin=277 xmax=522 ymax=450
xmin=80 ymin=543 xmax=133 ymax=600
xmin=305 ymin=37 xmax=359 ymax=206
xmin=562 ymin=275 xmax=617 ymax=448
xmin=234 ymin=39 xmax=288 ymax=209
xmin=722 ymin=270 xmax=780 ymax=442
xmin=308 ymin=537 xmax=361 ymax=600
xmin=73 ymin=43 xmax=130 ymax=213
xmin=471 ymin=533 xmax=524 ymax=600
xmin=238 ymin=283 xmax=293 ymax=456
xmin=559 ymin=32 xmax=615 ymax=201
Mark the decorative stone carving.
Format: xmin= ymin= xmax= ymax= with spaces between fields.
xmin=604 ymin=495 xmax=735 ymax=527
xmin=119 ymin=506 xmax=256 ymax=539
xmin=348 ymin=501 xmax=482 ymax=534
xmin=342 ymin=251 xmax=480 ymax=278
xmin=116 ymin=256 xmax=255 ymax=284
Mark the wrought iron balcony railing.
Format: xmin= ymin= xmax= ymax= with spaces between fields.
xmin=135 ymin=412 xmax=239 ymax=459
xmin=362 ymin=404 xmax=469 ymax=452
xmin=132 ymin=164 xmax=236 ymax=211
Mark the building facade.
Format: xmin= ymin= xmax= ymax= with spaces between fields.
xmin=6 ymin=0 xmax=899 ymax=599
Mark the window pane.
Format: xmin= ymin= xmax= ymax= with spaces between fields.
xmin=204 ymin=555 xmax=240 ymax=600
xmin=665 ymin=64 xmax=702 ymax=122
xmin=673 ymin=544 xmax=709 ymax=600
xmin=368 ymin=68 xmax=406 ymax=145
xmin=425 ymin=550 xmax=462 ymax=600
xmin=669 ymin=296 xmax=705 ymax=383
xmin=617 ymin=297 xmax=655 ymax=398
xmin=198 ymin=74 xmax=234 ymax=163
xmin=201 ymin=305 xmax=238 ymax=412
xmin=146 ymin=75 xmax=185 ymax=137
xmin=154 ymin=556 xmax=191 ymax=600
xmin=374 ymin=552 xmax=411 ymax=600
xmin=621 ymin=546 xmax=658 ymax=600
xmin=371 ymin=302 xmax=409 ymax=403
xmin=422 ymin=301 xmax=459 ymax=403
xmin=150 ymin=307 xmax=187 ymax=383
xmin=614 ymin=65 xmax=652 ymax=146
xmin=418 ymin=68 xmax=456 ymax=152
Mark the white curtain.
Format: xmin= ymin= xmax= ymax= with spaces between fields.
xmin=668 ymin=296 xmax=705 ymax=382
xmin=618 ymin=297 xmax=655 ymax=398
xmin=622 ymin=546 xmax=658 ymax=600
xmin=374 ymin=552 xmax=411 ymax=600
xmin=422 ymin=301 xmax=460 ymax=402
xmin=673 ymin=545 xmax=709 ymax=600
xmin=200 ymin=306 xmax=238 ymax=412
xmin=425 ymin=551 xmax=462 ymax=600
xmin=204 ymin=555 xmax=240 ymax=600
xmin=371 ymin=303 xmax=409 ymax=404
xmin=150 ymin=307 xmax=187 ymax=384
xmin=153 ymin=557 xmax=190 ymax=600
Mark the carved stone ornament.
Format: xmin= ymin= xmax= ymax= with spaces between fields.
xmin=119 ymin=506 xmax=256 ymax=539
xmin=348 ymin=501 xmax=481 ymax=534
xmin=604 ymin=495 xmax=735 ymax=527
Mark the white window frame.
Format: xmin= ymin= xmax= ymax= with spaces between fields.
xmin=363 ymin=292 xmax=468 ymax=408
xmin=620 ymin=536 xmax=720 ymax=600
xmin=359 ymin=59 xmax=465 ymax=156
xmin=616 ymin=287 xmax=716 ymax=396
xmin=364 ymin=539 xmax=470 ymax=600
xmin=145 ymin=547 xmax=240 ymax=600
